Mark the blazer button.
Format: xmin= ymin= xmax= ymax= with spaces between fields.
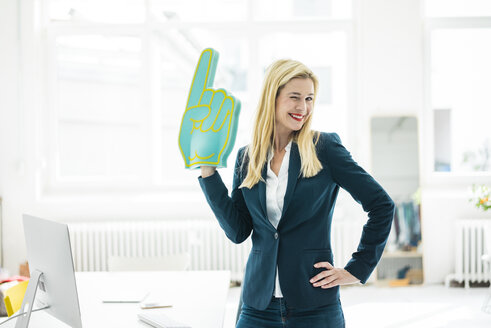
xmin=274 ymin=232 xmax=279 ymax=240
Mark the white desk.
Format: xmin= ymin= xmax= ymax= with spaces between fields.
xmin=1 ymin=270 xmax=230 ymax=328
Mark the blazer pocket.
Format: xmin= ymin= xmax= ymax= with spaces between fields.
xmin=302 ymin=249 xmax=333 ymax=278
xmin=303 ymin=248 xmax=331 ymax=253
xmin=246 ymin=249 xmax=262 ymax=276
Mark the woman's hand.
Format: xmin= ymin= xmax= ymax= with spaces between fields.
xmin=201 ymin=166 xmax=217 ymax=178
xmin=310 ymin=262 xmax=360 ymax=289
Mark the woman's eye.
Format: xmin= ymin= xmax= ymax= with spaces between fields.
xmin=290 ymin=96 xmax=299 ymax=100
xmin=306 ymin=97 xmax=313 ymax=101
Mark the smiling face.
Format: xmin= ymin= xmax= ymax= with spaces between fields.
xmin=275 ymin=77 xmax=315 ymax=138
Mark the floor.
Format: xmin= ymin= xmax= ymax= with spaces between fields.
xmin=223 ymin=284 xmax=491 ymax=327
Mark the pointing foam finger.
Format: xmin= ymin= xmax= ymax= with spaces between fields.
xmin=187 ymin=49 xmax=219 ymax=108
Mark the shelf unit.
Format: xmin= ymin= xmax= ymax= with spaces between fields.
xmin=376 ymin=249 xmax=424 ymax=286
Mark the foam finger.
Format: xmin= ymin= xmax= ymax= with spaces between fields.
xmin=212 ymin=94 xmax=234 ymax=132
xmin=187 ymin=48 xmax=219 ymax=108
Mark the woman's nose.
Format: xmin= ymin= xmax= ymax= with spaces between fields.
xmin=296 ymin=100 xmax=308 ymax=112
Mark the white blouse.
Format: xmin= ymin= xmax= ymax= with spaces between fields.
xmin=265 ymin=140 xmax=292 ymax=298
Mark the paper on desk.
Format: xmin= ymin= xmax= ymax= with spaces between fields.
xmin=101 ymin=290 xmax=149 ymax=303
xmin=139 ymin=293 xmax=174 ymax=309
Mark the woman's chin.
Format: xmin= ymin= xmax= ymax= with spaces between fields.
xmin=291 ymin=123 xmax=305 ymax=131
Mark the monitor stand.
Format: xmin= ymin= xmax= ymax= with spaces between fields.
xmin=15 ymin=270 xmax=44 ymax=328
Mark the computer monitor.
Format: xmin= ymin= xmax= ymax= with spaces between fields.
xmin=16 ymin=214 xmax=83 ymax=328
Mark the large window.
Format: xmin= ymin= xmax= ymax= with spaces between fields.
xmin=44 ymin=0 xmax=353 ymax=191
xmin=52 ymin=34 xmax=148 ymax=182
xmin=425 ymin=0 xmax=491 ymax=173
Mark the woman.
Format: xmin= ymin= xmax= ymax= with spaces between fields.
xmin=198 ymin=59 xmax=395 ymax=327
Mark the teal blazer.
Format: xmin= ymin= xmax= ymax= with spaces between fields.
xmin=198 ymin=132 xmax=395 ymax=310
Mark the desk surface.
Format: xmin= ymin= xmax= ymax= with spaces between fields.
xmin=1 ymin=270 xmax=230 ymax=328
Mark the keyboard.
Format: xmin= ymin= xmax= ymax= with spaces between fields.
xmin=138 ymin=312 xmax=192 ymax=328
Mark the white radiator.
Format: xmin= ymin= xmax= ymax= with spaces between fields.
xmin=446 ymin=219 xmax=491 ymax=288
xmin=68 ymin=219 xmax=361 ymax=283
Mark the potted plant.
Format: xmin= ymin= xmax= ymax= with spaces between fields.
xmin=470 ymin=184 xmax=491 ymax=212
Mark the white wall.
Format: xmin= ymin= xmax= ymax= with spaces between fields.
xmin=1 ymin=0 xmax=491 ymax=283
xmin=0 ymin=0 xmax=22 ymax=271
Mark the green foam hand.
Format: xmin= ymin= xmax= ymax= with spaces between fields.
xmin=178 ymin=48 xmax=241 ymax=169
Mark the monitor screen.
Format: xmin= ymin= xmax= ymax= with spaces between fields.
xmin=22 ymin=214 xmax=83 ymax=328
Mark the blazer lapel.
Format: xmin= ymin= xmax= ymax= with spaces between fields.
xmin=281 ymin=142 xmax=301 ymax=218
xmin=258 ymin=142 xmax=300 ymax=228
xmin=258 ymin=161 xmax=268 ymax=220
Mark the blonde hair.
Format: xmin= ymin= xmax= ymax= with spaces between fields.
xmin=239 ymin=59 xmax=323 ymax=189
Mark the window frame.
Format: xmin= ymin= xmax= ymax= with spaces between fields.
xmin=422 ymin=14 xmax=491 ymax=186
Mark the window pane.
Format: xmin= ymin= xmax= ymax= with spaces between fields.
xmin=253 ymin=0 xmax=351 ymax=20
xmin=58 ymin=123 xmax=146 ymax=178
xmin=425 ymin=0 xmax=491 ymax=17
xmin=49 ymin=0 xmax=145 ymax=23
xmin=431 ymin=28 xmax=491 ymax=172
xmin=158 ymin=30 xmax=249 ymax=185
xmin=55 ymin=34 xmax=149 ymax=179
xmin=150 ymin=0 xmax=247 ymax=22
xmin=56 ymin=35 xmax=142 ymax=123
xmin=258 ymin=32 xmax=348 ymax=137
